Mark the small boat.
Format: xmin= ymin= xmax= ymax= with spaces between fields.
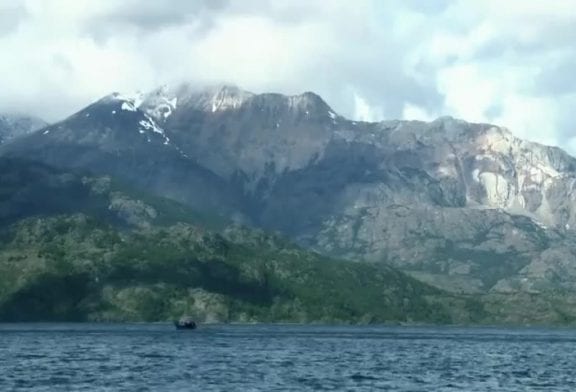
xmin=174 ymin=317 xmax=197 ymax=330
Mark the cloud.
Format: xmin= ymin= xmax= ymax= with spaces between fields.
xmin=0 ymin=3 xmax=28 ymax=36
xmin=411 ymin=0 xmax=576 ymax=147
xmin=0 ymin=0 xmax=575 ymax=153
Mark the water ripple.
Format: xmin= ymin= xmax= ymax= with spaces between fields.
xmin=1 ymin=324 xmax=576 ymax=391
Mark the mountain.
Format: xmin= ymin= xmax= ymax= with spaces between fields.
xmin=0 ymin=93 xmax=246 ymax=221
xmin=141 ymin=85 xmax=576 ymax=295
xmin=0 ymin=114 xmax=46 ymax=144
xmin=142 ymin=84 xmax=341 ymax=187
xmin=4 ymin=84 xmax=576 ymax=303
xmin=0 ymin=157 xmax=475 ymax=323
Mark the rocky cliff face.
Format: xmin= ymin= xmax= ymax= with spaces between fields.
xmin=4 ymin=84 xmax=576 ymax=295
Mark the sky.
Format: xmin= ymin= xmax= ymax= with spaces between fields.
xmin=1 ymin=0 xmax=576 ymax=150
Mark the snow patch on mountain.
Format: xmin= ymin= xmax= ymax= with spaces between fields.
xmin=139 ymin=114 xmax=170 ymax=145
xmin=109 ymin=92 xmax=144 ymax=108
xmin=121 ymin=102 xmax=137 ymax=112
xmin=136 ymin=85 xmax=181 ymax=122
xmin=146 ymin=95 xmax=178 ymax=120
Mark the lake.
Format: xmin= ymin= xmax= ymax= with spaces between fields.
xmin=1 ymin=324 xmax=575 ymax=391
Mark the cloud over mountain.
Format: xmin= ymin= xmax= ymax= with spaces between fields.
xmin=0 ymin=0 xmax=575 ymax=150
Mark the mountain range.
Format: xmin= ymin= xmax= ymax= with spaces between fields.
xmin=2 ymin=84 xmax=576 ymax=324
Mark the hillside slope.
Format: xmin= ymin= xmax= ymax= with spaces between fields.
xmin=0 ymin=158 xmax=475 ymax=323
xmin=0 ymin=214 xmax=475 ymax=324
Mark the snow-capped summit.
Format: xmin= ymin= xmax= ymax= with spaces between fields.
xmin=102 ymin=83 xmax=343 ymax=129
xmin=206 ymin=85 xmax=254 ymax=113
xmin=29 ymin=90 xmax=172 ymax=148
xmin=140 ymin=83 xmax=254 ymax=122
xmin=104 ymin=91 xmax=146 ymax=112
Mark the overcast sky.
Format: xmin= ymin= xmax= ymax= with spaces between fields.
xmin=1 ymin=0 xmax=576 ymax=150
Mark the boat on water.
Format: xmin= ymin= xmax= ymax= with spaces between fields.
xmin=174 ymin=317 xmax=197 ymax=330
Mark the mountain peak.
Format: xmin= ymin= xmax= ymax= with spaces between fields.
xmin=98 ymin=91 xmax=145 ymax=112
xmin=177 ymin=83 xmax=255 ymax=113
xmin=204 ymin=84 xmax=254 ymax=112
xmin=139 ymin=83 xmax=255 ymax=121
xmin=204 ymin=84 xmax=250 ymax=96
xmin=118 ymin=83 xmax=342 ymax=125
xmin=35 ymin=89 xmax=172 ymax=148
xmin=285 ymin=91 xmax=334 ymax=114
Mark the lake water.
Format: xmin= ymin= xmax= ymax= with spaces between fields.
xmin=1 ymin=324 xmax=575 ymax=391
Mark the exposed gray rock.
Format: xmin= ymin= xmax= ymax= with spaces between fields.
xmin=108 ymin=192 xmax=158 ymax=229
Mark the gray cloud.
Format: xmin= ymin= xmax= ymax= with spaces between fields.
xmin=534 ymin=58 xmax=576 ymax=96
xmin=0 ymin=3 xmax=28 ymax=36
xmin=87 ymin=0 xmax=229 ymax=36
xmin=483 ymin=103 xmax=503 ymax=121
xmin=402 ymin=0 xmax=450 ymax=14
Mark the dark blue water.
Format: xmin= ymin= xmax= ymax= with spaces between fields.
xmin=1 ymin=324 xmax=576 ymax=391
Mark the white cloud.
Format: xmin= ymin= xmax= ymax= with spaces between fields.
xmin=1 ymin=0 xmax=576 ymax=153
xmin=415 ymin=0 xmax=576 ymax=148
xmin=402 ymin=103 xmax=435 ymax=122
xmin=353 ymin=93 xmax=384 ymax=122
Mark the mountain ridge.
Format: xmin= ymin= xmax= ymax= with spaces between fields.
xmin=4 ymin=84 xmax=576 ymax=301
